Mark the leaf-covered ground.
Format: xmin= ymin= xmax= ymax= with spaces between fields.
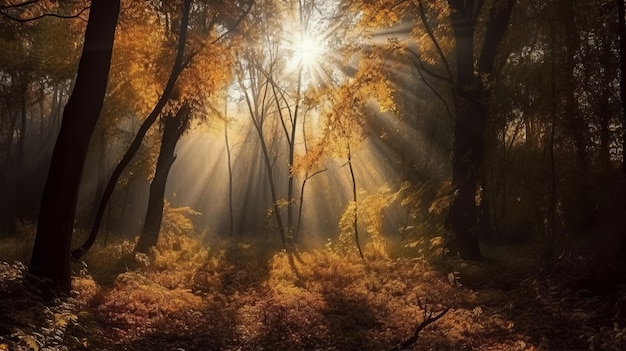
xmin=1 ymin=232 xmax=625 ymax=351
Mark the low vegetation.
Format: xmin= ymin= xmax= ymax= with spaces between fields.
xmin=1 ymin=217 xmax=625 ymax=351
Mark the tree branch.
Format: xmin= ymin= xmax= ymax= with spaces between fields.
xmin=210 ymin=0 xmax=254 ymax=45
xmin=416 ymin=0 xmax=454 ymax=84
xmin=0 ymin=0 xmax=38 ymax=10
xmin=389 ymin=305 xmax=450 ymax=351
xmin=407 ymin=53 xmax=454 ymax=121
xmin=405 ymin=47 xmax=451 ymax=83
xmin=1 ymin=6 xmax=89 ymax=22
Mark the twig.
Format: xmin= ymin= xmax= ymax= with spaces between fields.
xmin=389 ymin=305 xmax=450 ymax=351
xmin=1 ymin=6 xmax=89 ymax=22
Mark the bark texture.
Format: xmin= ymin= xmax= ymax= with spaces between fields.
xmin=29 ymin=0 xmax=120 ymax=296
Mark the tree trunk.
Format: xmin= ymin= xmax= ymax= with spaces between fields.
xmin=224 ymin=119 xmax=235 ymax=237
xmin=28 ymin=0 xmax=119 ymax=296
xmin=345 ymin=135 xmax=364 ymax=260
xmin=618 ymin=0 xmax=626 ymax=196
xmin=238 ymin=58 xmax=288 ymax=250
xmin=134 ymin=105 xmax=191 ymax=254
xmin=71 ymin=0 xmax=192 ymax=260
xmin=17 ymin=76 xmax=27 ymax=219
xmin=616 ymin=0 xmax=626 ymax=257
xmin=446 ymin=0 xmax=514 ymax=260
xmin=447 ymin=0 xmax=483 ymax=260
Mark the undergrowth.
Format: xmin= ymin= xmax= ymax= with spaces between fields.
xmin=1 ymin=213 xmax=626 ymax=350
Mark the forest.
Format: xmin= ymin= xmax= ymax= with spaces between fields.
xmin=0 ymin=0 xmax=625 ymax=350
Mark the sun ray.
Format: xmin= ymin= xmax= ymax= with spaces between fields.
xmin=290 ymin=32 xmax=322 ymax=68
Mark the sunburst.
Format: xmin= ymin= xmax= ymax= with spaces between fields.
xmin=289 ymin=31 xmax=324 ymax=70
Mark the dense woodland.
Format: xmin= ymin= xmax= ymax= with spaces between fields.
xmin=0 ymin=0 xmax=625 ymax=350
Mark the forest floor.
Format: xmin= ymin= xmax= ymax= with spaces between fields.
xmin=1 ymin=230 xmax=626 ymax=351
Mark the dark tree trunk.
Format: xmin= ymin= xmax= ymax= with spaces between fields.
xmin=71 ymin=0 xmax=192 ymax=260
xmin=134 ymin=105 xmax=191 ymax=254
xmin=616 ymin=0 xmax=626 ymax=257
xmin=446 ymin=0 xmax=514 ymax=260
xmin=17 ymin=76 xmax=27 ymax=220
xmin=618 ymin=0 xmax=626 ymax=195
xmin=448 ymin=98 xmax=485 ymax=260
xmin=447 ymin=0 xmax=483 ymax=260
xmin=224 ymin=120 xmax=235 ymax=237
xmin=28 ymin=0 xmax=120 ymax=296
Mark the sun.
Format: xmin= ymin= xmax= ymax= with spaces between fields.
xmin=288 ymin=31 xmax=325 ymax=73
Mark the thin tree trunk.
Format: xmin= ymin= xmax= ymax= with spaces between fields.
xmin=39 ymin=84 xmax=44 ymax=143
xmin=14 ymin=77 xmax=28 ymax=220
xmin=618 ymin=0 xmax=626 ymax=196
xmin=223 ymin=97 xmax=234 ymax=237
xmin=238 ymin=60 xmax=288 ymax=250
xmin=562 ymin=4 xmax=593 ymax=220
xmin=257 ymin=126 xmax=288 ymax=249
xmin=339 ymin=123 xmax=364 ymax=260
xmin=294 ymin=112 xmax=326 ymax=241
xmin=28 ymin=0 xmax=120 ymax=296
xmin=286 ymin=71 xmax=301 ymax=238
xmin=71 ymin=0 xmax=192 ymax=260
xmin=548 ymin=22 xmax=558 ymax=253
xmin=616 ymin=0 xmax=626 ymax=257
xmin=224 ymin=119 xmax=234 ymax=237
xmin=135 ymin=105 xmax=190 ymax=254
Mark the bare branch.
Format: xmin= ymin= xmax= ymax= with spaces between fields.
xmin=1 ymin=6 xmax=89 ymax=22
xmin=0 ymin=0 xmax=38 ymax=10
xmin=389 ymin=306 xmax=450 ymax=351
xmin=405 ymin=47 xmax=451 ymax=83
xmin=306 ymin=168 xmax=327 ymax=180
xmin=210 ymin=0 xmax=254 ymax=45
xmin=406 ymin=51 xmax=454 ymax=122
xmin=416 ymin=0 xmax=454 ymax=84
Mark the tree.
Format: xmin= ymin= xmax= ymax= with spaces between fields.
xmin=28 ymin=0 xmax=120 ymax=296
xmin=72 ymin=0 xmax=252 ymax=259
xmin=133 ymin=0 xmax=249 ymax=254
xmin=0 ymin=5 xmax=83 ymax=230
xmin=617 ymin=0 xmax=626 ymax=194
xmin=236 ymin=45 xmax=290 ymax=249
xmin=70 ymin=0 xmax=192 ymax=259
xmin=353 ymin=0 xmax=515 ymax=259
xmin=441 ymin=0 xmax=515 ymax=260
xmin=135 ymin=103 xmax=191 ymax=253
xmin=617 ymin=0 xmax=626 ymax=256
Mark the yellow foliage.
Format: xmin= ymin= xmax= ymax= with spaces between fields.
xmin=72 ymin=274 xmax=99 ymax=307
xmin=53 ymin=312 xmax=78 ymax=330
xmin=337 ymin=185 xmax=402 ymax=259
xmin=161 ymin=202 xmax=201 ymax=235
xmin=428 ymin=181 xmax=455 ymax=215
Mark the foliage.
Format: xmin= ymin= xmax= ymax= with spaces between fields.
xmin=2 ymin=229 xmax=626 ymax=350
xmin=336 ymin=185 xmax=402 ymax=259
xmin=0 ymin=261 xmax=84 ymax=351
xmin=1 ymin=0 xmax=625 ymax=348
xmin=160 ymin=201 xmax=201 ymax=236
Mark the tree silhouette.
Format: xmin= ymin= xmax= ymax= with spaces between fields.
xmin=28 ymin=0 xmax=120 ymax=296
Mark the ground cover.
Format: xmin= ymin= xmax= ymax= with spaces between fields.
xmin=1 ymin=231 xmax=625 ymax=350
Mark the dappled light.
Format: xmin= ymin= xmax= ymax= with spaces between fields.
xmin=1 ymin=0 xmax=626 ymax=350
